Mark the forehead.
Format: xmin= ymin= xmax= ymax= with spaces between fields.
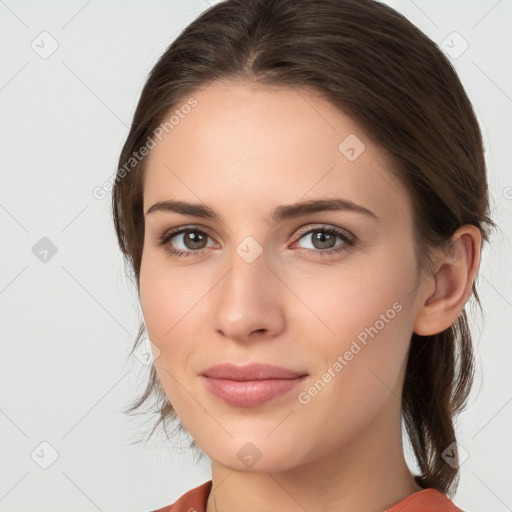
xmin=142 ymin=81 xmax=411 ymax=225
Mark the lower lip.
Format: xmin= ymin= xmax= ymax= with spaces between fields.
xmin=201 ymin=375 xmax=308 ymax=407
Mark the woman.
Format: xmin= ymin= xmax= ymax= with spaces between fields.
xmin=112 ymin=0 xmax=496 ymax=510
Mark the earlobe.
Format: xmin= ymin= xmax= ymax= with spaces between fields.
xmin=413 ymin=225 xmax=482 ymax=336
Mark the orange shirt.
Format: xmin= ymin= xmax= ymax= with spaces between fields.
xmin=152 ymin=480 xmax=464 ymax=511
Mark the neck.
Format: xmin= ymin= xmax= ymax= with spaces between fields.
xmin=205 ymin=398 xmax=423 ymax=512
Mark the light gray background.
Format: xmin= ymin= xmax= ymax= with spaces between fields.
xmin=0 ymin=1 xmax=511 ymax=511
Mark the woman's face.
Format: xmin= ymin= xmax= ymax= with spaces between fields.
xmin=139 ymin=81 xmax=427 ymax=472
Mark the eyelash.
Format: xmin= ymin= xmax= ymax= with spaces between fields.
xmin=155 ymin=224 xmax=356 ymax=259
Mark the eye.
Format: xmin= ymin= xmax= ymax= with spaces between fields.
xmin=293 ymin=225 xmax=355 ymax=257
xmin=155 ymin=224 xmax=356 ymax=259
xmin=155 ymin=226 xmax=216 ymax=259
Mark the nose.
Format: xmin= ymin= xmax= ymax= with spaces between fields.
xmin=210 ymin=250 xmax=287 ymax=343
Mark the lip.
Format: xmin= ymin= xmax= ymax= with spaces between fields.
xmin=201 ymin=362 xmax=308 ymax=380
xmin=200 ymin=363 xmax=309 ymax=408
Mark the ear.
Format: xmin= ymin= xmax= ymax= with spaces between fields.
xmin=413 ymin=225 xmax=482 ymax=336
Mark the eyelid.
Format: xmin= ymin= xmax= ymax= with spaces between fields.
xmin=292 ymin=223 xmax=354 ymax=241
xmin=155 ymin=224 xmax=218 ymax=247
xmin=157 ymin=222 xmax=354 ymax=245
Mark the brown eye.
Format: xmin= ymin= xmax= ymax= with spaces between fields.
xmin=156 ymin=227 xmax=215 ymax=258
xmin=295 ymin=225 xmax=355 ymax=257
xmin=308 ymin=230 xmax=338 ymax=250
xmin=179 ymin=230 xmax=209 ymax=250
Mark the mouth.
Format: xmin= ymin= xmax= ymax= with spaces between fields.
xmin=200 ymin=362 xmax=308 ymax=407
xmin=201 ymin=375 xmax=308 ymax=407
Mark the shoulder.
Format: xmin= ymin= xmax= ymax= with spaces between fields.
xmin=151 ymin=480 xmax=213 ymax=512
xmin=386 ymin=487 xmax=465 ymax=511
xmin=152 ymin=481 xmax=464 ymax=512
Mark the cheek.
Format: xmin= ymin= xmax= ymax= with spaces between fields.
xmin=140 ymin=247 xmax=196 ymax=340
xmin=139 ymin=258 xmax=201 ymax=416
xmin=298 ymin=256 xmax=412 ymax=331
xmin=139 ymin=252 xmax=213 ymax=368
xmin=288 ymin=255 xmax=416 ymax=447
xmin=290 ymin=245 xmax=417 ymax=386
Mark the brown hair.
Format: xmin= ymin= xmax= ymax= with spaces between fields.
xmin=112 ymin=0 xmax=497 ymax=496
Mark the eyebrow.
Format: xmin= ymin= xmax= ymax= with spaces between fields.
xmin=145 ymin=197 xmax=378 ymax=223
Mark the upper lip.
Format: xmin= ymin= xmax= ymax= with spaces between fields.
xmin=201 ymin=362 xmax=308 ymax=381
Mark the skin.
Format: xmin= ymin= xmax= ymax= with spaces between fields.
xmin=139 ymin=81 xmax=482 ymax=512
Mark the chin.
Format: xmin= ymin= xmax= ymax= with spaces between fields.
xmin=204 ymin=436 xmax=307 ymax=473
